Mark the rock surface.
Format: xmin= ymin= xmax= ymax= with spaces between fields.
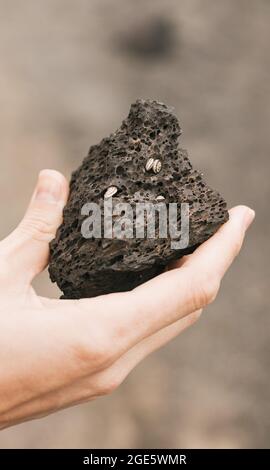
xmin=49 ymin=100 xmax=228 ymax=298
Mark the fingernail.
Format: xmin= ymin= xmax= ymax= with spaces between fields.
xmin=243 ymin=208 xmax=255 ymax=230
xmin=35 ymin=171 xmax=63 ymax=203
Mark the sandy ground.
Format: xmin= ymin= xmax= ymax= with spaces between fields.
xmin=0 ymin=0 xmax=269 ymax=448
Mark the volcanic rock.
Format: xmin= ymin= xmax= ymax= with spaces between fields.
xmin=49 ymin=100 xmax=228 ymax=299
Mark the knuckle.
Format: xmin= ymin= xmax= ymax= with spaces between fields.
xmin=20 ymin=211 xmax=56 ymax=242
xmin=95 ymin=375 xmax=121 ymax=396
xmin=91 ymin=342 xmax=113 ymax=370
xmin=189 ymin=309 xmax=203 ymax=324
xmin=73 ymin=301 xmax=120 ymax=371
xmin=203 ymin=277 xmax=220 ymax=305
xmin=193 ymin=273 xmax=220 ymax=309
xmin=71 ymin=328 xmax=114 ymax=372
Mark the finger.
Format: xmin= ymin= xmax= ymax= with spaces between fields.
xmin=183 ymin=206 xmax=255 ymax=278
xmin=1 ymin=170 xmax=69 ymax=283
xmin=102 ymin=205 xmax=255 ymax=348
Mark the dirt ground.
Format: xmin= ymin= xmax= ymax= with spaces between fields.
xmin=0 ymin=0 xmax=269 ymax=448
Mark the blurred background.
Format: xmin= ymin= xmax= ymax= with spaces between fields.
xmin=0 ymin=0 xmax=269 ymax=449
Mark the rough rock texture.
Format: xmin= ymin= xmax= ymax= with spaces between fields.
xmin=49 ymin=100 xmax=229 ymax=299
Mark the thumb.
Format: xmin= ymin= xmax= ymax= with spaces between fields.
xmin=2 ymin=169 xmax=69 ymax=284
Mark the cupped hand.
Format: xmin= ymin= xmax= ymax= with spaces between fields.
xmin=0 ymin=170 xmax=255 ymax=428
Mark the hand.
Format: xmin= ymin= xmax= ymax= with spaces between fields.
xmin=0 ymin=170 xmax=254 ymax=428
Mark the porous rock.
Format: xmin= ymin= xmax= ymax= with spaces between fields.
xmin=49 ymin=100 xmax=229 ymax=299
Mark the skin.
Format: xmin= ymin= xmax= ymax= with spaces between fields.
xmin=0 ymin=169 xmax=255 ymax=429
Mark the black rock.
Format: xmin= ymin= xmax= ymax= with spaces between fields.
xmin=49 ymin=100 xmax=229 ymax=299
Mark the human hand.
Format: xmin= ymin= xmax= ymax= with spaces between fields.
xmin=0 ymin=170 xmax=254 ymax=428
